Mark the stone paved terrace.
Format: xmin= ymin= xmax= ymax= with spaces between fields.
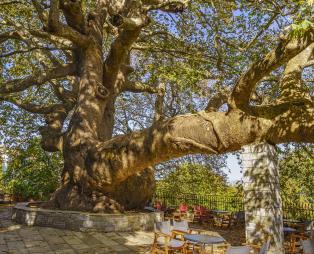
xmin=0 ymin=205 xmax=297 ymax=254
xmin=0 ymin=206 xmax=153 ymax=254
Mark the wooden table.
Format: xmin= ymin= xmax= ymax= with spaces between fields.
xmin=283 ymin=227 xmax=297 ymax=233
xmin=211 ymin=210 xmax=229 ymax=214
xmin=184 ymin=234 xmax=225 ymax=254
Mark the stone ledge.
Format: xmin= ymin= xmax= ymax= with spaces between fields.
xmin=12 ymin=202 xmax=163 ymax=232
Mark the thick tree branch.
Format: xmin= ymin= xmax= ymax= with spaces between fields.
xmin=122 ymin=81 xmax=159 ymax=94
xmin=39 ymin=106 xmax=69 ymax=152
xmin=1 ymin=18 xmax=75 ymax=53
xmin=154 ymin=83 xmax=165 ymax=122
xmin=31 ymin=0 xmax=48 ymax=25
xmin=29 ymin=29 xmax=64 ymax=44
xmin=0 ymin=64 xmax=76 ymax=94
xmin=104 ymin=20 xmax=147 ymax=87
xmin=0 ymin=96 xmax=68 ymax=114
xmin=143 ymin=0 xmax=188 ymax=12
xmin=92 ymin=102 xmax=314 ymax=187
xmin=0 ymin=1 xmax=24 ymax=6
xmin=59 ymin=0 xmax=86 ymax=33
xmin=46 ymin=0 xmax=89 ymax=47
xmin=205 ymin=92 xmax=228 ymax=112
xmin=0 ymin=46 xmax=70 ymax=58
xmin=279 ymin=43 xmax=314 ymax=101
xmin=50 ymin=80 xmax=77 ymax=104
xmin=0 ymin=30 xmax=23 ymax=44
xmin=303 ymin=59 xmax=314 ymax=67
xmin=230 ymin=29 xmax=314 ymax=110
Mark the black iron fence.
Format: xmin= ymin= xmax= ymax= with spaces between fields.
xmin=154 ymin=192 xmax=244 ymax=212
xmin=154 ymin=192 xmax=314 ymax=220
xmin=282 ymin=199 xmax=314 ymax=220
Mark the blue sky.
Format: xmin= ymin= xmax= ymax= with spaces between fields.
xmin=223 ymin=154 xmax=243 ymax=183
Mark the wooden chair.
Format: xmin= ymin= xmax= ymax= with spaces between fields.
xmin=177 ymin=203 xmax=189 ymax=220
xmin=173 ymin=220 xmax=190 ymax=233
xmin=226 ymin=239 xmax=270 ymax=254
xmin=193 ymin=206 xmax=214 ymax=225
xmin=234 ymin=211 xmax=245 ymax=227
xmin=151 ymin=221 xmax=186 ymax=254
xmin=172 ymin=220 xmax=207 ymax=238
xmin=289 ymin=232 xmax=309 ymax=254
xmin=171 ymin=220 xmax=209 ymax=254
xmin=155 ymin=201 xmax=166 ymax=211
xmin=301 ymin=230 xmax=314 ymax=254
xmin=214 ymin=213 xmax=233 ymax=228
xmin=173 ymin=212 xmax=183 ymax=222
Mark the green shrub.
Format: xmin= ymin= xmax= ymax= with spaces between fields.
xmin=0 ymin=138 xmax=62 ymax=201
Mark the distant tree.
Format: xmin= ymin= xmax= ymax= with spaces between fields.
xmin=156 ymin=163 xmax=230 ymax=196
xmin=279 ymin=145 xmax=314 ymax=203
xmin=0 ymin=138 xmax=62 ymax=201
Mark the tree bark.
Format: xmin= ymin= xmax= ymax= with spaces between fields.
xmin=46 ymin=92 xmax=313 ymax=213
xmin=48 ymin=40 xmax=155 ymax=213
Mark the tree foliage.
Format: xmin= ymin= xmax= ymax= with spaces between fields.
xmin=156 ymin=163 xmax=228 ymax=196
xmin=0 ymin=138 xmax=62 ymax=200
xmin=279 ymin=145 xmax=314 ymax=203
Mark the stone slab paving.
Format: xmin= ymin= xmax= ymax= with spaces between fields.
xmin=1 ymin=205 xmax=295 ymax=254
xmin=0 ymin=206 xmax=152 ymax=254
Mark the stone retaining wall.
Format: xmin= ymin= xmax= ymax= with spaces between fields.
xmin=12 ymin=203 xmax=163 ymax=232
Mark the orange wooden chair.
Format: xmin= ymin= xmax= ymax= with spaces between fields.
xmin=151 ymin=221 xmax=186 ymax=254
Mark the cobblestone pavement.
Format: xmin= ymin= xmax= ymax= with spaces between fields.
xmin=4 ymin=206 xmax=295 ymax=254
xmin=0 ymin=206 xmax=153 ymax=254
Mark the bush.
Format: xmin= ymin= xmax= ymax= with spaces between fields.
xmin=0 ymin=138 xmax=62 ymax=201
xmin=156 ymin=163 xmax=237 ymax=197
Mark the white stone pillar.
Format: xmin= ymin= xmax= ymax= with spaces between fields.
xmin=242 ymin=142 xmax=284 ymax=254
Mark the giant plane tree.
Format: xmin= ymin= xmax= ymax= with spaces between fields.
xmin=0 ymin=0 xmax=313 ymax=212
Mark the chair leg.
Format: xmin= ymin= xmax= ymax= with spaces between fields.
xmin=150 ymin=246 xmax=155 ymax=254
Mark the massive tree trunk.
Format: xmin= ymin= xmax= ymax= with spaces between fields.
xmin=45 ymin=7 xmax=155 ymax=212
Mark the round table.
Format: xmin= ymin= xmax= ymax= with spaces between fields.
xmin=211 ymin=210 xmax=229 ymax=214
xmin=184 ymin=234 xmax=225 ymax=254
xmin=283 ymin=227 xmax=297 ymax=233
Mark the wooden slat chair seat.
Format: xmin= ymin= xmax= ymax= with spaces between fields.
xmin=301 ymin=240 xmax=313 ymax=254
xmin=226 ymin=246 xmax=251 ymax=254
xmin=301 ymin=230 xmax=314 ymax=254
xmin=226 ymin=239 xmax=270 ymax=254
xmin=289 ymin=231 xmax=312 ymax=253
xmin=151 ymin=221 xmax=186 ymax=254
xmin=258 ymin=240 xmax=271 ymax=254
xmin=171 ymin=220 xmax=211 ymax=254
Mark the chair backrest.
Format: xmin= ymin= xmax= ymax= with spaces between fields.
xmin=259 ymin=239 xmax=271 ymax=254
xmin=236 ymin=211 xmax=245 ymax=220
xmin=155 ymin=201 xmax=162 ymax=210
xmin=226 ymin=246 xmax=251 ymax=254
xmin=173 ymin=220 xmax=189 ymax=232
xmin=179 ymin=203 xmax=188 ymax=213
xmin=154 ymin=220 xmax=171 ymax=235
xmin=194 ymin=205 xmax=207 ymax=215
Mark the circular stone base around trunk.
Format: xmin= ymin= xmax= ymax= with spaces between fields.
xmin=12 ymin=202 xmax=163 ymax=232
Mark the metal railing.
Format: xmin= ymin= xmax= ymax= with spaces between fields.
xmin=154 ymin=192 xmax=314 ymax=220
xmin=154 ymin=192 xmax=244 ymax=212
xmin=282 ymin=199 xmax=314 ymax=220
